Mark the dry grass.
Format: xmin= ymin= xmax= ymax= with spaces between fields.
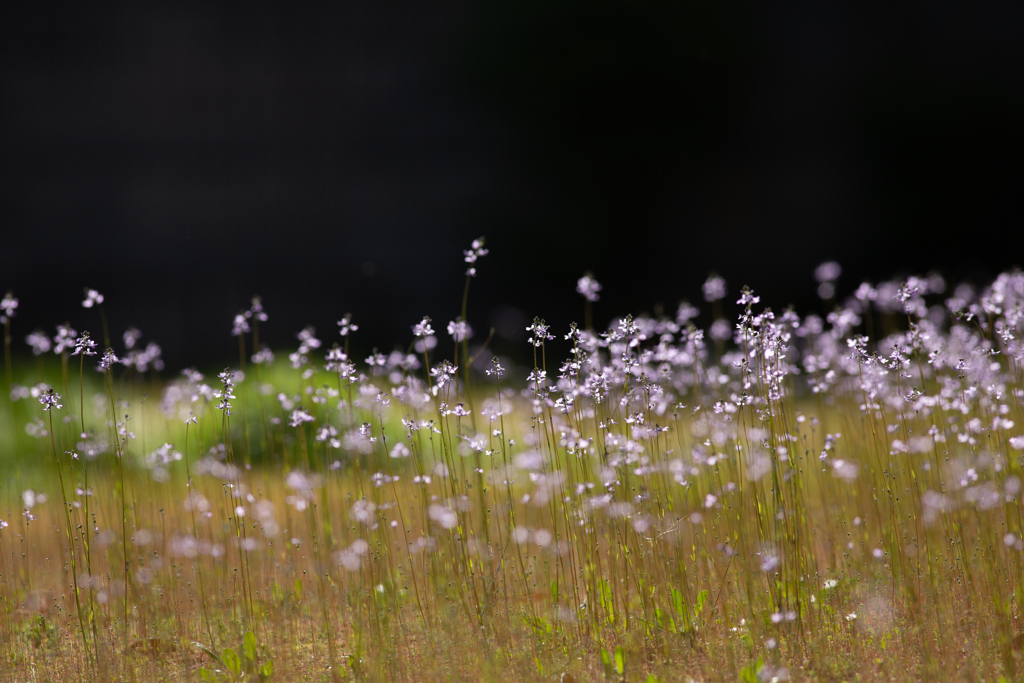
xmin=2 ymin=264 xmax=1023 ymax=682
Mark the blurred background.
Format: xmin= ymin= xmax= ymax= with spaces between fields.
xmin=2 ymin=1 xmax=1022 ymax=369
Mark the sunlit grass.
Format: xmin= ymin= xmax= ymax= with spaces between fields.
xmin=1 ymin=258 xmax=1023 ymax=682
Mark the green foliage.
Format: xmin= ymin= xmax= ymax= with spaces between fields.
xmin=23 ymin=614 xmax=57 ymax=651
xmin=194 ymin=631 xmax=273 ymax=681
xmin=738 ymin=657 xmax=763 ymax=683
xmin=599 ymin=578 xmax=615 ymax=624
xmin=600 ymin=645 xmax=625 ymax=680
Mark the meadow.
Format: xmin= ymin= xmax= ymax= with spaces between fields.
xmin=1 ymin=246 xmax=1023 ymax=682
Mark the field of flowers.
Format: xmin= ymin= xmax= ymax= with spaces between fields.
xmin=1 ymin=243 xmax=1023 ymax=682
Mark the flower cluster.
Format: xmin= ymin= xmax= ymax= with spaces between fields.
xmin=215 ymin=370 xmax=236 ymax=414
xmin=463 ymin=237 xmax=488 ymax=277
xmin=0 ymin=291 xmax=17 ymax=323
xmin=38 ymin=388 xmax=62 ymax=411
xmin=82 ymin=288 xmax=104 ymax=308
xmin=576 ymin=274 xmax=602 ymax=303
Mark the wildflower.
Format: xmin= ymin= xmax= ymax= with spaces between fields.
xmin=250 ymin=296 xmax=268 ymax=322
xmin=896 ymin=282 xmax=919 ymax=315
xmin=526 ymin=317 xmax=553 ymax=347
xmin=370 ymin=472 xmax=398 ymax=487
xmin=486 ymin=357 xmax=505 ymax=377
xmin=25 ymin=330 xmax=51 ymax=355
xmin=71 ymin=332 xmax=98 ymax=357
xmin=315 ymin=424 xmax=338 ymax=443
xmin=414 ymin=335 xmax=437 ymax=353
xmin=576 ymin=274 xmax=602 ymax=302
xmin=296 ymin=327 xmax=321 ymax=353
xmin=815 ymin=261 xmax=842 ymax=299
xmin=98 ymin=348 xmax=120 ymax=370
xmin=709 ymin=319 xmax=732 ymax=341
xmin=231 ymin=313 xmax=251 ymax=336
xmin=428 ymin=504 xmax=459 ymax=529
xmin=702 ymin=274 xmax=727 ymax=302
xmin=119 ymin=327 xmax=141 ymax=350
xmin=676 ymin=301 xmax=700 ymax=324
xmin=0 ymin=291 xmax=17 ymax=323
xmin=22 ymin=489 xmax=44 ymax=509
xmin=447 ymin=319 xmax=472 ymax=342
xmin=365 ymin=351 xmax=387 ymax=372
xmin=289 ymin=409 xmax=315 ymax=427
xmin=463 ymin=236 xmax=488 ymax=277
xmin=285 ymin=471 xmax=320 ymax=511
xmin=337 ymin=313 xmax=358 ymax=336
xmin=736 ymin=286 xmax=760 ymax=307
xmin=214 ymin=370 xmax=235 ymax=413
xmin=53 ymin=324 xmax=77 ymax=354
xmin=413 ymin=317 xmax=434 ymax=338
xmin=847 ymin=335 xmax=869 ymax=359
xmin=251 ymin=346 xmax=275 ymax=365
xmin=854 ymin=282 xmax=877 ymax=302
xmin=831 ymin=459 xmax=859 ymax=482
xmin=39 ymin=388 xmax=62 ymax=411
xmin=617 ymin=315 xmax=639 ymax=337
xmin=350 ymin=499 xmax=376 ymax=523
xmin=325 ymin=346 xmax=349 ymax=372
xmin=82 ymin=288 xmax=104 ymax=308
xmin=430 ymin=360 xmax=458 ymax=389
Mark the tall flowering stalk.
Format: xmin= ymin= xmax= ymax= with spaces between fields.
xmin=70 ymin=331 xmax=97 ymax=649
xmin=458 ymin=237 xmax=488 ymax=429
xmin=99 ymin=347 xmax=132 ymax=635
xmin=40 ymin=389 xmax=91 ymax=663
xmin=2 ymin=292 xmax=17 ymax=390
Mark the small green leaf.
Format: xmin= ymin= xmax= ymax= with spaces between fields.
xmin=259 ymin=659 xmax=274 ymax=679
xmin=739 ymin=656 xmax=763 ymax=683
xmin=243 ymin=631 xmax=257 ymax=662
xmin=599 ymin=579 xmax=615 ymax=623
xmin=694 ymin=589 xmax=708 ymax=619
xmin=199 ymin=667 xmax=216 ymax=682
xmin=193 ymin=641 xmax=223 ymax=665
xmin=671 ymin=587 xmax=684 ymax=619
xmin=614 ymin=646 xmax=625 ymax=676
xmin=222 ymin=647 xmax=241 ymax=676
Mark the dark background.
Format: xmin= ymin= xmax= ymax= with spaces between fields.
xmin=2 ymin=1 xmax=1022 ymax=369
